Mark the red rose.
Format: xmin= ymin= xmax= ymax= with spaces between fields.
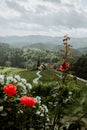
xmin=59 ymin=65 xmax=65 ymax=71
xmin=59 ymin=62 xmax=70 ymax=71
xmin=20 ymin=96 xmax=36 ymax=107
xmin=3 ymin=84 xmax=17 ymax=97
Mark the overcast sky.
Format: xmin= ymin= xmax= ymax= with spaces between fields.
xmin=0 ymin=0 xmax=87 ymax=37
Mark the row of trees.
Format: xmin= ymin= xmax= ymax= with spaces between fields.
xmin=72 ymin=55 xmax=87 ymax=80
xmin=0 ymin=43 xmax=60 ymax=69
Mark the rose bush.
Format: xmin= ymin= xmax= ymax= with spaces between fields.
xmin=0 ymin=74 xmax=49 ymax=130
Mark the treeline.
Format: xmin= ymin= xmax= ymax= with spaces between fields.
xmin=0 ymin=43 xmax=60 ymax=69
xmin=72 ymin=55 xmax=87 ymax=80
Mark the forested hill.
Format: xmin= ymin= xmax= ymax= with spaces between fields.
xmin=77 ymin=47 xmax=87 ymax=55
xmin=28 ymin=44 xmax=83 ymax=56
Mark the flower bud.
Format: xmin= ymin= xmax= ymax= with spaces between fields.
xmin=0 ymin=106 xmax=3 ymax=111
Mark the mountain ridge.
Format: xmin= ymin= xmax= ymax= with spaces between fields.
xmin=0 ymin=35 xmax=87 ymax=48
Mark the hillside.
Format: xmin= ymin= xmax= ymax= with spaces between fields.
xmin=77 ymin=47 xmax=87 ymax=55
xmin=28 ymin=43 xmax=82 ymax=56
xmin=0 ymin=35 xmax=60 ymax=48
xmin=28 ymin=43 xmax=55 ymax=50
xmin=0 ymin=35 xmax=87 ymax=48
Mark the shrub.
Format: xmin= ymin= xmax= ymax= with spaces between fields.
xmin=0 ymin=74 xmax=50 ymax=130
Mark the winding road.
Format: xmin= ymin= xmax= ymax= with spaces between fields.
xmin=33 ymin=71 xmax=42 ymax=84
xmin=56 ymin=74 xmax=87 ymax=83
xmin=77 ymin=77 xmax=87 ymax=83
xmin=30 ymin=71 xmax=87 ymax=88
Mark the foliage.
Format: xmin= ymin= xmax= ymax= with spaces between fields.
xmin=57 ymin=35 xmax=73 ymax=83
xmin=42 ymin=35 xmax=87 ymax=129
xmin=0 ymin=43 xmax=60 ymax=69
xmin=0 ymin=74 xmax=50 ymax=130
xmin=40 ymin=69 xmax=58 ymax=83
xmin=72 ymin=55 xmax=87 ymax=80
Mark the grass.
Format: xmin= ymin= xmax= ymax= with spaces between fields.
xmin=40 ymin=68 xmax=87 ymax=123
xmin=18 ymin=70 xmax=37 ymax=84
xmin=0 ymin=66 xmax=37 ymax=84
xmin=40 ymin=69 xmax=58 ymax=83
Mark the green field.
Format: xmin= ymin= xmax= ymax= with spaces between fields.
xmin=0 ymin=66 xmax=37 ymax=84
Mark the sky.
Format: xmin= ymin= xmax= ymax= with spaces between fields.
xmin=0 ymin=0 xmax=87 ymax=37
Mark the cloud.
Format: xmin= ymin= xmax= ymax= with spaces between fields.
xmin=43 ymin=0 xmax=61 ymax=3
xmin=5 ymin=0 xmax=26 ymax=13
xmin=0 ymin=0 xmax=21 ymax=19
xmin=0 ymin=0 xmax=87 ymax=37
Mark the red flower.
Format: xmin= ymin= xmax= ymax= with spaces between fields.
xmin=3 ymin=84 xmax=17 ymax=97
xmin=19 ymin=96 xmax=36 ymax=107
xmin=59 ymin=62 xmax=70 ymax=71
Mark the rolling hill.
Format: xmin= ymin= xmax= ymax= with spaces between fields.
xmin=77 ymin=47 xmax=87 ymax=55
xmin=27 ymin=43 xmax=82 ymax=56
xmin=0 ymin=35 xmax=87 ymax=48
